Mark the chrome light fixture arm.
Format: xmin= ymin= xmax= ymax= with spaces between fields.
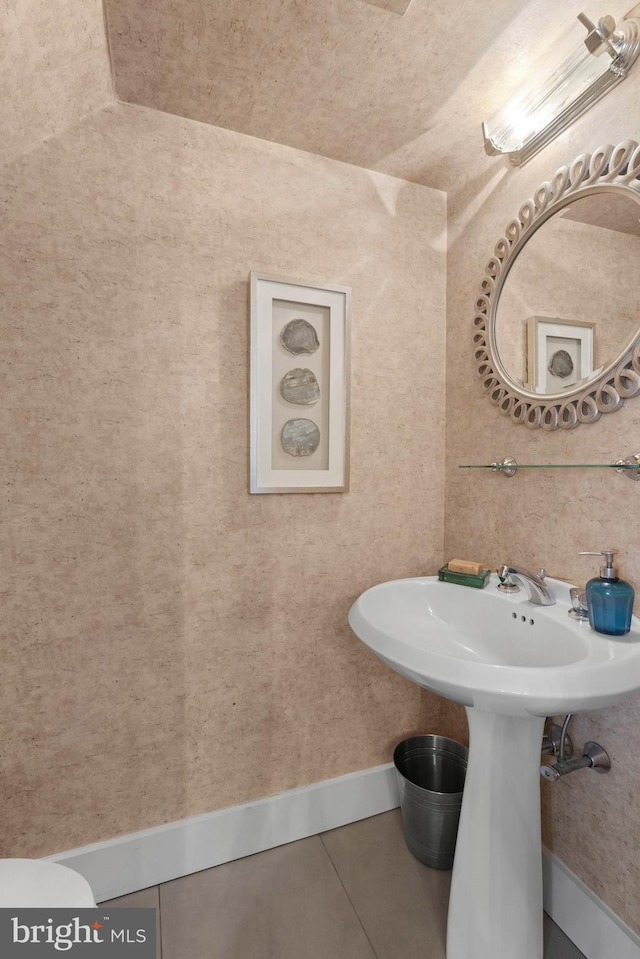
xmin=608 ymin=14 xmax=640 ymax=76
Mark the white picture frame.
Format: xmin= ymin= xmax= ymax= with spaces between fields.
xmin=526 ymin=316 xmax=595 ymax=393
xmin=249 ymin=273 xmax=351 ymax=493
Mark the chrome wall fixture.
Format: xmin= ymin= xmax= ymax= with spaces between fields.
xmin=483 ymin=11 xmax=640 ymax=166
xmin=540 ymin=715 xmax=611 ymax=782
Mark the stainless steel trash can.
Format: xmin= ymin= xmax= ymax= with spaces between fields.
xmin=393 ymin=735 xmax=468 ymax=870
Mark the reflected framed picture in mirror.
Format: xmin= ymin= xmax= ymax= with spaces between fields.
xmin=526 ymin=316 xmax=595 ymax=394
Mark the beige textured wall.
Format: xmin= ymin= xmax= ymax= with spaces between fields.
xmin=445 ymin=73 xmax=640 ymax=932
xmin=0 ymin=103 xmax=447 ymax=857
xmin=0 ymin=0 xmax=113 ymax=167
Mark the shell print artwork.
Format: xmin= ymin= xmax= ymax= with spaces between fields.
xmin=281 ymin=418 xmax=321 ymax=457
xmin=280 ymin=368 xmax=321 ymax=405
xmin=547 ymin=349 xmax=574 ymax=379
xmin=280 ymin=318 xmax=320 ymax=355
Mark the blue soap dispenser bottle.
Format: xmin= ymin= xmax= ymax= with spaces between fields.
xmin=579 ymin=549 xmax=635 ymax=636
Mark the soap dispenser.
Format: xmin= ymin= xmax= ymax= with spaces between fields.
xmin=579 ymin=549 xmax=635 ymax=636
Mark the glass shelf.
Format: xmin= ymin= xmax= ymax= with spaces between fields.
xmin=460 ymin=463 xmax=640 ymax=469
xmin=458 ymin=454 xmax=640 ymax=480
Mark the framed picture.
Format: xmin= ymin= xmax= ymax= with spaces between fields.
xmin=526 ymin=316 xmax=595 ymax=393
xmin=249 ymin=273 xmax=350 ymax=493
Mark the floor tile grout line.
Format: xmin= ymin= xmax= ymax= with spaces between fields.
xmin=318 ymin=832 xmax=382 ymax=959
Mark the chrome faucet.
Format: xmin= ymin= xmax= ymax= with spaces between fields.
xmin=497 ymin=564 xmax=556 ymax=606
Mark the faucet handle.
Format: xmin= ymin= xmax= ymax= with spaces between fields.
xmin=538 ymin=568 xmax=547 ymax=580
xmin=569 ymin=587 xmax=589 ymax=621
xmin=496 ymin=565 xmax=520 ymax=593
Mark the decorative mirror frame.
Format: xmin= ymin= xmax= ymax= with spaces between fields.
xmin=473 ymin=139 xmax=640 ymax=430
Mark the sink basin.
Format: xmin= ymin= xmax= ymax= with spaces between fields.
xmin=349 ymin=573 xmax=640 ymax=959
xmin=349 ymin=574 xmax=640 ymax=716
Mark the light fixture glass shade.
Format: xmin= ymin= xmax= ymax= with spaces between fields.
xmin=483 ymin=13 xmax=640 ymax=166
xmin=484 ymin=46 xmax=612 ymax=156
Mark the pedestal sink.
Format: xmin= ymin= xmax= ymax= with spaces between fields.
xmin=348 ymin=574 xmax=640 ymax=959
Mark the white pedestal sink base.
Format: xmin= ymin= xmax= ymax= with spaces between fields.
xmin=446 ymin=709 xmax=546 ymax=959
xmin=349 ymin=575 xmax=640 ymax=956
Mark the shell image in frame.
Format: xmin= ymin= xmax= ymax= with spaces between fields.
xmin=280 ymin=368 xmax=321 ymax=406
xmin=280 ymin=318 xmax=320 ymax=355
xmin=547 ymin=349 xmax=574 ymax=379
xmin=281 ymin=418 xmax=321 ymax=457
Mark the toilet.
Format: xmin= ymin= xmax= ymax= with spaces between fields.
xmin=0 ymin=859 xmax=97 ymax=907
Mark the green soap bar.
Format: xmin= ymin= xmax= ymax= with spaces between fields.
xmin=438 ymin=564 xmax=490 ymax=589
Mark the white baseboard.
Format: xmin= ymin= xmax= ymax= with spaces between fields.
xmin=44 ymin=764 xmax=640 ymax=959
xmin=46 ymin=763 xmax=400 ymax=903
xmin=543 ymin=851 xmax=640 ymax=959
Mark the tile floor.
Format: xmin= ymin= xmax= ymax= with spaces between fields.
xmin=102 ymin=809 xmax=586 ymax=959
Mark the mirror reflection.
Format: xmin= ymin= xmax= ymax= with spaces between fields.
xmin=496 ymin=192 xmax=640 ymax=395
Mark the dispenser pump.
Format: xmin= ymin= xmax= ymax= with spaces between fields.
xmin=579 ymin=549 xmax=634 ymax=636
xmin=579 ymin=549 xmax=619 ymax=579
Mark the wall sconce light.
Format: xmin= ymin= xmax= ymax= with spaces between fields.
xmin=483 ymin=11 xmax=640 ymax=166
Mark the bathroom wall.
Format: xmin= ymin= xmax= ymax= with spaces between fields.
xmin=0 ymin=0 xmax=112 ymax=167
xmin=7 ymin=0 xmax=637 ymax=931
xmin=0 ymin=102 xmax=447 ymax=857
xmin=444 ymin=72 xmax=640 ymax=932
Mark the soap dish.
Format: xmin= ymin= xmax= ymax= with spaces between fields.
xmin=438 ymin=564 xmax=490 ymax=589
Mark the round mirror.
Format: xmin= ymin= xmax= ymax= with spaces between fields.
xmin=473 ymin=140 xmax=640 ymax=430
